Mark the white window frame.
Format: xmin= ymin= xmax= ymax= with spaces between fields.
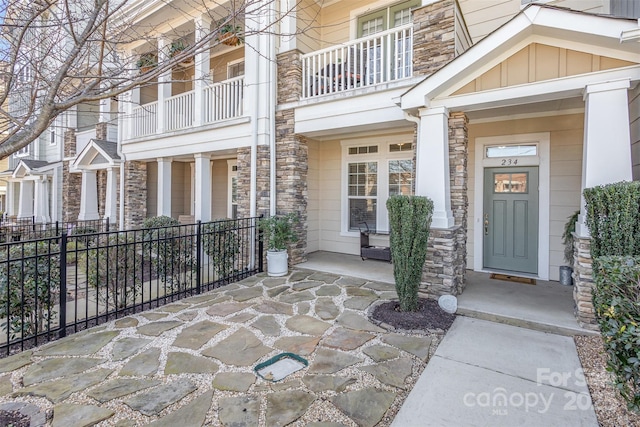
xmin=49 ymin=126 xmax=56 ymax=146
xmin=341 ymin=136 xmax=413 ymax=236
xmin=15 ymin=144 xmax=30 ymax=158
xmin=227 ymin=59 xmax=245 ymax=80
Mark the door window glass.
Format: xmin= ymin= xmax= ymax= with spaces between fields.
xmin=494 ymin=172 xmax=528 ymax=193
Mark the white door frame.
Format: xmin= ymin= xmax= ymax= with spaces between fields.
xmin=473 ymin=132 xmax=550 ymax=280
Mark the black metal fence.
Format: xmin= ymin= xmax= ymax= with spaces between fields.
xmin=0 ymin=217 xmax=263 ymax=356
xmin=0 ymin=218 xmax=111 ymax=243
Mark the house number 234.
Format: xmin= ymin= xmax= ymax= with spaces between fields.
xmin=501 ymin=158 xmax=518 ymax=166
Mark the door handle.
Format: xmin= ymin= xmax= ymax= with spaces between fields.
xmin=484 ymin=213 xmax=489 ymax=236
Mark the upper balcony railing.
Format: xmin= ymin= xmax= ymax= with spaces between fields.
xmin=126 ymin=76 xmax=245 ymax=140
xmin=301 ymin=24 xmax=413 ymax=99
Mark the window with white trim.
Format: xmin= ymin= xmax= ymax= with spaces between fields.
xmin=344 ymin=141 xmax=414 ymax=233
xmin=49 ymin=126 xmax=56 ymax=146
xmin=15 ymin=144 xmax=29 ymax=157
xmin=227 ymin=60 xmax=245 ymax=79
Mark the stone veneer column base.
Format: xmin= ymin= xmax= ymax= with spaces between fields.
xmin=572 ymin=234 xmax=599 ymax=331
xmin=419 ymin=226 xmax=466 ymax=298
xmin=123 ymin=161 xmax=147 ymax=230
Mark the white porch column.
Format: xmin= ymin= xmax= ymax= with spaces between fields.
xmin=194 ymin=154 xmax=211 ymax=222
xmin=157 ymin=158 xmax=173 ymax=217
xmin=576 ymin=79 xmax=632 ymax=236
xmin=194 ymin=15 xmax=211 ymax=127
xmin=33 ymin=177 xmax=50 ymax=223
xmin=416 ymin=107 xmax=454 ymax=229
xmin=104 ymin=167 xmax=118 ymax=223
xmin=279 ymin=0 xmax=297 ymax=52
xmin=5 ymin=181 xmax=16 ymax=217
xmin=17 ymin=180 xmax=34 ymax=219
xmin=78 ymin=170 xmax=100 ymax=220
xmin=157 ymin=37 xmax=172 ymax=134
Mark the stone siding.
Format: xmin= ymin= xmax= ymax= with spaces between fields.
xmin=412 ymin=0 xmax=456 ymax=77
xmin=236 ymin=146 xmax=270 ymax=219
xmin=62 ymin=129 xmax=81 ymax=222
xmin=95 ymin=122 xmax=108 ymax=141
xmin=123 ymin=161 xmax=147 ymax=229
xmin=572 ymin=235 xmax=599 ymax=330
xmin=419 ymin=113 xmax=469 ymax=297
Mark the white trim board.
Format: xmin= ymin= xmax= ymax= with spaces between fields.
xmin=473 ymin=132 xmax=550 ymax=280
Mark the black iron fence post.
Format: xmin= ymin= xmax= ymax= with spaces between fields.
xmin=59 ymin=233 xmax=67 ymax=338
xmin=196 ymin=220 xmax=202 ymax=295
xmin=258 ymin=219 xmax=264 ymax=273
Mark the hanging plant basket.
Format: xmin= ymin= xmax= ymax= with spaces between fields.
xmin=217 ymin=22 xmax=243 ymax=47
xmin=219 ymin=32 xmax=241 ymax=46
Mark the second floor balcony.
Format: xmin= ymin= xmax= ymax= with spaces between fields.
xmin=301 ymin=24 xmax=413 ymax=99
xmin=125 ymin=76 xmax=245 ymax=140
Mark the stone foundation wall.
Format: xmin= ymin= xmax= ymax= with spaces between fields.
xmin=573 ymin=234 xmax=599 ymax=330
xmin=123 ymin=161 xmax=147 ymax=229
xmin=412 ymin=0 xmax=456 ymax=78
xmin=62 ymin=129 xmax=81 ymax=222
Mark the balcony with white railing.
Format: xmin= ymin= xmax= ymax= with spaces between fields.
xmin=301 ymin=24 xmax=413 ymax=99
xmin=126 ymin=76 xmax=245 ymax=140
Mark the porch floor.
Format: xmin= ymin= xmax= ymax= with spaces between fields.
xmin=300 ymin=251 xmax=597 ymax=336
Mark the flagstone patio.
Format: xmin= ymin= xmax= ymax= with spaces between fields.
xmin=0 ymin=269 xmax=442 ymax=427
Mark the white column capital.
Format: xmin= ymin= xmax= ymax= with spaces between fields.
xmin=583 ymin=79 xmax=631 ymax=99
xmin=194 ymin=153 xmax=211 ymax=160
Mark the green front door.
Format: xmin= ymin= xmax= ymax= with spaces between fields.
xmin=483 ymin=167 xmax=539 ymax=274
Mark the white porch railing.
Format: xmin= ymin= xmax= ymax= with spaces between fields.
xmin=165 ymin=91 xmax=195 ymax=132
xmin=126 ymin=77 xmax=244 ymax=139
xmin=131 ymin=102 xmax=158 ymax=138
xmin=301 ymin=24 xmax=413 ymax=99
xmin=203 ymin=76 xmax=244 ymax=124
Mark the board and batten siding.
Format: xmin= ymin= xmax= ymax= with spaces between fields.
xmin=467 ymin=113 xmax=584 ymax=281
xmin=454 ymin=43 xmax=635 ymax=95
xmin=457 ymin=0 xmax=520 ymax=43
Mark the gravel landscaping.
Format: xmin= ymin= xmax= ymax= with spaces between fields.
xmin=0 ymin=269 xmax=453 ymax=427
xmin=575 ymin=335 xmax=640 ymax=427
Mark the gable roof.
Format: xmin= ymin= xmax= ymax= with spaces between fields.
xmin=11 ymin=160 xmax=52 ymax=178
xmin=401 ymin=4 xmax=640 ymax=112
xmin=73 ymin=139 xmax=121 ymax=169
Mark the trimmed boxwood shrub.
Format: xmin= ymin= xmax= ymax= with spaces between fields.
xmin=584 ymin=181 xmax=640 ymax=259
xmin=592 ymin=256 xmax=640 ymax=412
xmin=387 ymin=195 xmax=433 ymax=312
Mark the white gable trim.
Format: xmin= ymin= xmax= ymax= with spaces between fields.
xmin=73 ymin=140 xmax=121 ymax=170
xmin=401 ymin=4 xmax=640 ymax=110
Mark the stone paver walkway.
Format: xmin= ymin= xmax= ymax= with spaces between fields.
xmin=0 ymin=269 xmax=440 ymax=427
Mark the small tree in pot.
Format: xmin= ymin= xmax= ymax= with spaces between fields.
xmin=259 ymin=213 xmax=299 ymax=276
xmin=387 ymin=195 xmax=433 ymax=312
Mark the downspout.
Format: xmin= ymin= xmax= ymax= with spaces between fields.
xmin=117 ymin=100 xmax=126 ymax=231
xmin=269 ymin=2 xmax=277 ymax=217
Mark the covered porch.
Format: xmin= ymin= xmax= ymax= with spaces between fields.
xmin=299 ymin=251 xmax=595 ymax=336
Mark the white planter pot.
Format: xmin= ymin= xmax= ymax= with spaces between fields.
xmin=267 ymin=249 xmax=289 ymax=277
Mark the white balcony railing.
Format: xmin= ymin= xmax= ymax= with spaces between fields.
xmin=301 ymin=24 xmax=413 ymax=99
xmin=204 ymin=76 xmax=244 ymax=124
xmin=165 ymin=91 xmax=195 ymax=132
xmin=127 ymin=77 xmax=244 ymax=139
xmin=131 ymin=102 xmax=158 ymax=138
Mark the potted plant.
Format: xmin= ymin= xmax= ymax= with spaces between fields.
xmin=136 ymin=53 xmax=157 ymax=73
xmin=259 ymin=213 xmax=298 ymax=277
xmin=217 ymin=22 xmax=243 ymax=46
xmin=169 ymin=41 xmax=194 ymax=67
xmin=560 ymin=210 xmax=580 ymax=285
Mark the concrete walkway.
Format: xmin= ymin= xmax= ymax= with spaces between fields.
xmin=393 ymin=317 xmax=598 ymax=426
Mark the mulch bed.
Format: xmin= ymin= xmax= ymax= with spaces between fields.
xmin=575 ymin=335 xmax=640 ymax=427
xmin=370 ymin=298 xmax=456 ymax=331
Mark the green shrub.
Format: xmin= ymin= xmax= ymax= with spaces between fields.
xmin=584 ymin=181 xmax=640 ymax=258
xmin=142 ymin=216 xmax=194 ymax=293
xmin=0 ymin=242 xmax=60 ymax=338
xmin=83 ymin=233 xmax=144 ymax=309
xmin=593 ymin=256 xmax=640 ymax=412
xmin=65 ymin=240 xmax=86 ymax=265
xmin=562 ymin=210 xmax=580 ymax=264
xmin=387 ymin=195 xmax=433 ymax=312
xmin=203 ymin=220 xmax=241 ymax=280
